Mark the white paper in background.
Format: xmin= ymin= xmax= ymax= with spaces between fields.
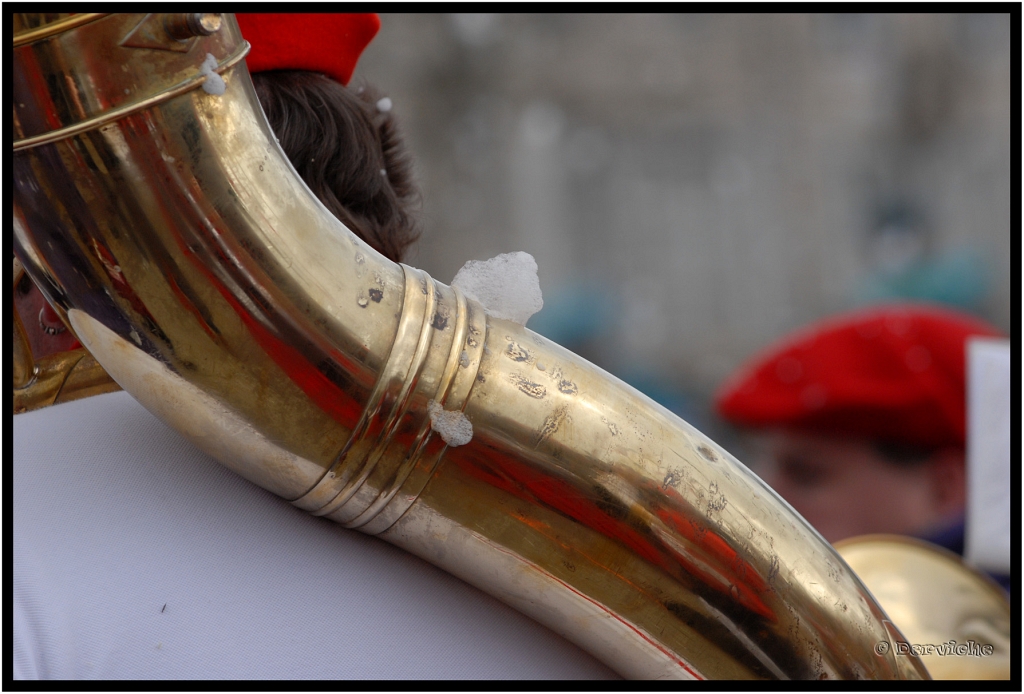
xmin=964 ymin=338 xmax=1011 ymax=574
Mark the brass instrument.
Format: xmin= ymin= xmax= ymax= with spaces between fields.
xmin=835 ymin=535 xmax=1011 ymax=680
xmin=14 ymin=256 xmax=121 ymax=412
xmin=13 ymin=14 xmax=929 ymax=679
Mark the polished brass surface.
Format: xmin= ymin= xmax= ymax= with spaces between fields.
xmin=12 ymin=13 xmax=107 ymax=47
xmin=13 ymin=257 xmax=122 ymax=413
xmin=13 ymin=38 xmax=249 ymax=151
xmin=121 ymin=13 xmax=223 ymax=54
xmin=164 ymin=13 xmax=223 ymax=40
xmin=13 ymin=13 xmax=929 ymax=679
xmin=13 ymin=348 xmax=122 ymax=414
xmin=13 ymin=259 xmax=36 ymax=390
xmin=835 ymin=535 xmax=1011 ymax=680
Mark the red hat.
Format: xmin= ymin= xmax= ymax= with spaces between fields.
xmin=235 ymin=13 xmax=381 ymax=86
xmin=714 ymin=304 xmax=1003 ymax=449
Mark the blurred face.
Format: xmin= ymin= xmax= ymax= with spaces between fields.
xmin=751 ymin=430 xmax=949 ymax=544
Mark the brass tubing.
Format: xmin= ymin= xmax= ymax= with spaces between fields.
xmin=53 ymin=351 xmax=124 ymax=404
xmin=13 ymin=258 xmax=36 ymax=390
xmin=13 ymin=253 xmax=122 ymax=413
xmin=12 ymin=13 xmax=107 ymax=47
xmin=12 ymin=42 xmax=250 ymax=152
xmin=12 ymin=14 xmax=929 ymax=679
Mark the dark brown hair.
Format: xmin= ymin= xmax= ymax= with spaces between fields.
xmin=251 ymin=71 xmax=420 ymax=263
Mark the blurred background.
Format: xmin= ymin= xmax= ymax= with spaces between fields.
xmin=356 ymin=13 xmax=1011 ymax=447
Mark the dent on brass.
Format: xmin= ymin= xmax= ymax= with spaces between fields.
xmin=12 ymin=13 xmax=932 ymax=679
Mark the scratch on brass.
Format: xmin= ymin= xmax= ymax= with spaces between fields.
xmin=706 ymin=481 xmax=728 ymax=516
xmin=767 ymin=554 xmax=780 ymax=585
xmin=535 ymin=405 xmax=569 ymax=446
xmin=826 ymin=561 xmax=841 ymax=583
xmin=510 ymin=373 xmax=546 ymax=399
xmin=505 ymin=341 xmax=531 ymax=362
xmin=557 ymin=379 xmax=578 ymax=396
xmin=696 ymin=443 xmax=718 ymax=462
xmin=662 ymin=467 xmax=684 ymax=491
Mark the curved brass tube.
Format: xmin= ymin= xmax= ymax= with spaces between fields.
xmin=13 ymin=14 xmax=928 ymax=679
xmin=13 ymin=259 xmax=35 ymax=390
xmin=13 ymin=258 xmax=122 ymax=413
xmin=836 ymin=535 xmax=1011 ymax=680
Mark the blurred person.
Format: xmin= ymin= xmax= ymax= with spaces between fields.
xmin=714 ymin=304 xmax=1003 ymax=558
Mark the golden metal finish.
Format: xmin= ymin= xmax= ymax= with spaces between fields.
xmin=165 ymin=13 xmax=223 ymax=40
xmin=13 ymin=13 xmax=929 ymax=679
xmin=121 ymin=14 xmax=223 ymax=54
xmin=13 ymin=257 xmax=122 ymax=413
xmin=12 ymin=13 xmax=107 ymax=47
xmin=13 ymin=40 xmax=249 ymax=152
xmin=835 ymin=535 xmax=1011 ymax=680
xmin=13 ymin=259 xmax=36 ymax=390
xmin=13 ymin=348 xmax=122 ymax=414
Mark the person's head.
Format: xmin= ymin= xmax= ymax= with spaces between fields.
xmin=714 ymin=304 xmax=1002 ymax=543
xmin=239 ymin=13 xmax=420 ymax=263
xmin=748 ymin=430 xmax=966 ymax=542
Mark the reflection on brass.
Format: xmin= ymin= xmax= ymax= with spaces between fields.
xmin=12 ymin=13 xmax=930 ymax=679
xmin=13 ymin=348 xmax=122 ymax=414
xmin=121 ymin=13 xmax=223 ymax=53
xmin=165 ymin=13 xmax=222 ymax=40
xmin=13 ymin=258 xmax=121 ymax=414
xmin=13 ymin=259 xmax=35 ymax=390
xmin=121 ymin=13 xmax=195 ymax=53
xmin=13 ymin=39 xmax=250 ymax=152
xmin=835 ymin=535 xmax=1011 ymax=680
xmin=12 ymin=13 xmax=106 ymax=47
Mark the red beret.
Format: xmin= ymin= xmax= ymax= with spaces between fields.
xmin=236 ymin=13 xmax=381 ymax=86
xmin=714 ymin=304 xmax=1003 ymax=449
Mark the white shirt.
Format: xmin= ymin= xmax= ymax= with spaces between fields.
xmin=13 ymin=391 xmax=616 ymax=680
